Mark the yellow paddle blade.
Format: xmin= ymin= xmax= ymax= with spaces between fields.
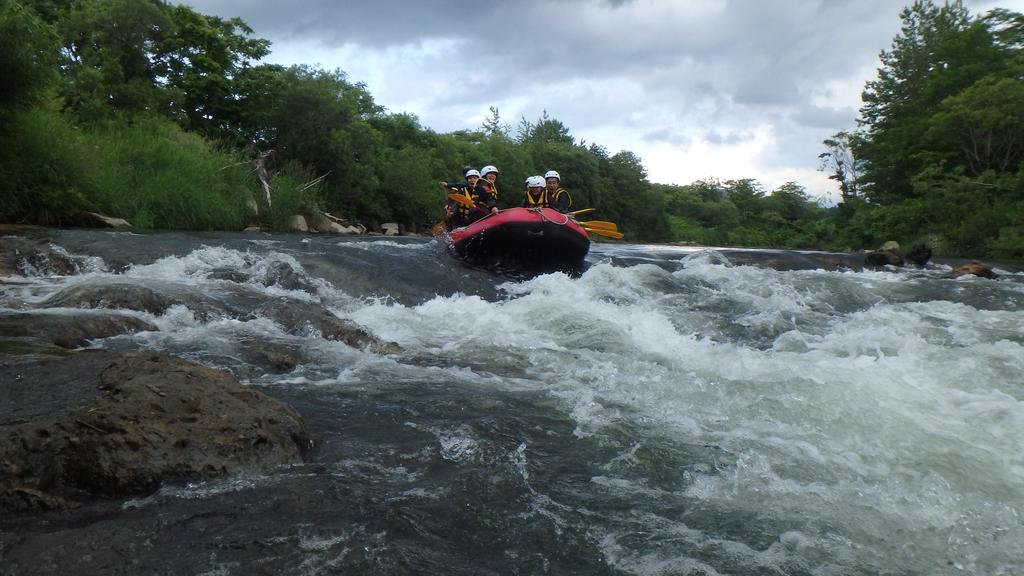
xmin=447 ymin=193 xmax=474 ymax=207
xmin=582 ymin=226 xmax=624 ymax=239
xmin=569 ymin=208 xmax=596 ymax=216
xmin=579 ymin=220 xmax=618 ymax=231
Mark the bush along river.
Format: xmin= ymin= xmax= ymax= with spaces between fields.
xmin=1 ymin=228 xmax=1022 ymax=575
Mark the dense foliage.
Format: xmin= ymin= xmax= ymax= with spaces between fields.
xmin=1 ymin=0 xmax=1021 ymax=258
xmin=831 ymin=1 xmax=1024 ymax=258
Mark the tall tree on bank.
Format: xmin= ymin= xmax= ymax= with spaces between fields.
xmin=153 ymin=5 xmax=271 ymax=143
xmin=831 ymin=0 xmax=1024 ymax=256
xmin=856 ymin=0 xmax=981 ymax=204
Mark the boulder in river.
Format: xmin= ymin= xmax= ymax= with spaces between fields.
xmin=863 ymin=240 xmax=939 ymax=268
xmin=904 ymin=243 xmax=933 ymax=267
xmin=0 ymin=352 xmax=309 ymax=513
xmin=950 ymin=261 xmax=998 ymax=279
xmin=863 ymin=246 xmax=904 ymax=266
xmin=42 ymin=282 xmax=177 ymax=315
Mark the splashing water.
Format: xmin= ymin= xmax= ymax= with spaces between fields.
xmin=2 ymin=231 xmax=1022 ymax=575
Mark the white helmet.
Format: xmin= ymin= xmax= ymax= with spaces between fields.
xmin=544 ymin=170 xmax=560 ymax=181
xmin=480 ymin=165 xmax=499 ymax=176
xmin=526 ymin=175 xmax=545 ymax=188
xmin=465 ymin=169 xmax=481 ymax=178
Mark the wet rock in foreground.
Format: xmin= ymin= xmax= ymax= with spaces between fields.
xmin=1 ymin=351 xmax=309 ymax=512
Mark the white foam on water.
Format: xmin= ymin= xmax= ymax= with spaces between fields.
xmin=4 ymin=244 xmax=358 ymax=310
xmin=433 ymin=424 xmax=482 ymax=464
xmin=346 ymin=259 xmax=1024 ymax=574
xmin=335 ymin=239 xmax=430 ymax=251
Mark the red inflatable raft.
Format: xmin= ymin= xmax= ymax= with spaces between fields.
xmin=444 ymin=207 xmax=590 ymax=267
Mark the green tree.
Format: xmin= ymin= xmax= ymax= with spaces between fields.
xmin=152 ymin=4 xmax=271 ymax=142
xmin=57 ymin=0 xmax=172 ymax=120
xmin=856 ymin=0 xmax=1005 ymax=204
xmin=517 ymin=110 xmax=574 ymax=146
xmin=480 ymin=106 xmax=510 ymax=139
xmin=924 ymin=75 xmax=1024 ymax=175
xmin=261 ymin=66 xmax=384 ymax=220
xmin=834 ymin=1 xmax=1024 ymax=256
xmin=0 ymin=0 xmax=60 ymax=110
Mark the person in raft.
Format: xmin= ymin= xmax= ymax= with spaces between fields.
xmin=543 ymin=170 xmax=572 ymax=213
xmin=440 ymin=168 xmax=495 ymax=228
xmin=522 ymin=175 xmax=549 ymax=208
xmin=479 ymin=165 xmax=500 ymax=207
xmin=523 ymin=171 xmax=571 ymax=213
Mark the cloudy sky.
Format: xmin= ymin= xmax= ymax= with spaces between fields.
xmin=182 ymin=0 xmax=1020 ymax=201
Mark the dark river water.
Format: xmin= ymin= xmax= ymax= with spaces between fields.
xmin=2 ymin=230 xmax=1023 ymax=575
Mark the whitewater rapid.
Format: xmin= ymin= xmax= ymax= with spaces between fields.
xmin=345 ymin=253 xmax=1024 ymax=574
xmin=3 ymin=231 xmax=1022 ymax=575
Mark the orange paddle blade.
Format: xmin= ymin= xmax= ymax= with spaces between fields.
xmin=582 ymin=226 xmax=624 ymax=239
xmin=579 ymin=220 xmax=617 ymax=231
xmin=447 ymin=193 xmax=474 ymax=207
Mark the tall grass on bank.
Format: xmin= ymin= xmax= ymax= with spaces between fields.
xmin=0 ymin=107 xmax=92 ymax=224
xmin=88 ymin=116 xmax=251 ymax=230
xmin=0 ymin=108 xmax=256 ymax=230
xmin=260 ymin=164 xmax=327 ymax=232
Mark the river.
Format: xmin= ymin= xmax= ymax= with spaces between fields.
xmin=2 ymin=229 xmax=1023 ymax=575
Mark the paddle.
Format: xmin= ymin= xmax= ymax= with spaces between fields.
xmin=581 ymin=226 xmax=624 ymax=239
xmin=569 ymin=208 xmax=596 ymax=216
xmin=447 ymin=193 xmax=475 ymax=207
xmin=578 ymin=220 xmax=617 ymax=231
xmin=447 ymin=193 xmax=492 ymax=216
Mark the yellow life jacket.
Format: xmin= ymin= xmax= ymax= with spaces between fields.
xmin=449 ymin=185 xmax=476 ymax=218
xmin=552 ymin=187 xmax=572 ymax=208
xmin=524 ymin=189 xmax=549 ymax=207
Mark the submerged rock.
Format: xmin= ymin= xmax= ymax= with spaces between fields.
xmin=0 ymin=352 xmax=309 ymax=512
xmin=34 ymin=278 xmax=397 ymax=354
xmin=258 ymin=299 xmax=400 ymax=353
xmin=0 ymin=233 xmax=88 ymax=277
xmin=42 ymin=283 xmax=177 ymax=315
xmin=0 ymin=310 xmax=157 ymax=349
